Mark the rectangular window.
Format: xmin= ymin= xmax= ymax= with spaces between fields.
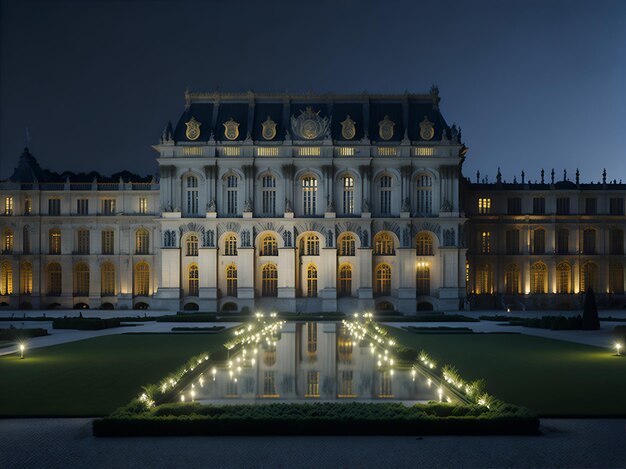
xmin=505 ymin=229 xmax=519 ymax=254
xmin=101 ymin=199 xmax=116 ymax=215
xmin=4 ymin=196 xmax=13 ymax=215
xmin=342 ymin=176 xmax=354 ymax=215
xmin=263 ymin=371 xmax=276 ymax=396
xmin=102 ymin=230 xmax=114 ymax=255
xmin=478 ymin=198 xmax=491 ymax=214
xmin=76 ymin=199 xmax=89 ymax=215
xmin=139 ymin=197 xmax=148 ymax=214
xmin=610 ymin=197 xmax=625 ymax=215
xmin=533 ymin=229 xmax=546 ymax=254
xmin=24 ymin=199 xmax=32 ymax=215
xmin=339 ymin=371 xmax=354 ymax=397
xmin=226 ymin=175 xmax=238 ymax=215
xmin=77 ymin=230 xmax=90 ymax=254
xmin=262 ymin=176 xmax=276 ymax=216
xmin=533 ymin=197 xmax=545 ymax=215
xmin=583 ymin=230 xmax=596 ymax=255
xmin=302 ymin=177 xmax=318 ymax=216
xmin=380 ymin=176 xmax=392 ymax=215
xmin=556 ymin=197 xmax=570 ymax=215
xmin=585 ymin=198 xmax=597 ymax=215
xmin=507 ymin=197 xmax=521 ymax=215
xmin=306 ymin=371 xmax=320 ymax=397
xmin=48 ymin=198 xmax=61 ymax=215
xmin=480 ymin=231 xmax=491 ymax=254
xmin=556 ymin=229 xmax=569 ymax=254
xmin=610 ymin=229 xmax=623 ymax=255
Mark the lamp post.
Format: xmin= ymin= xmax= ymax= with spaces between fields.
xmin=19 ymin=343 xmax=25 ymax=359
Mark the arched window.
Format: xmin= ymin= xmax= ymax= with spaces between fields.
xmin=226 ymin=264 xmax=237 ymax=297
xmin=476 ymin=263 xmax=493 ymax=294
xmin=301 ymin=234 xmax=319 ymax=256
xmin=342 ymin=175 xmax=354 ymax=215
xmin=77 ymin=228 xmax=90 ymax=254
xmin=533 ymin=229 xmax=545 ymax=254
xmin=261 ymin=263 xmax=278 ymax=297
xmin=306 ymin=264 xmax=318 ymax=297
xmin=49 ymin=229 xmax=61 ymax=254
xmin=504 ymin=264 xmax=520 ymax=294
xmin=556 ymin=262 xmax=570 ymax=294
xmin=609 ymin=263 xmax=624 ymax=294
xmin=581 ymin=262 xmax=598 ymax=293
xmin=224 ymin=234 xmax=238 ymax=256
xmin=262 ymin=175 xmax=276 ymax=216
xmin=379 ymin=175 xmax=392 ymax=215
xmin=101 ymin=229 xmax=114 ymax=255
xmin=416 ymin=263 xmax=430 ymax=296
xmin=338 ymin=233 xmax=356 ymax=256
xmin=135 ymin=229 xmax=149 ymax=255
xmin=302 ymin=176 xmax=318 ymax=215
xmin=186 ymin=235 xmax=198 ymax=256
xmin=47 ymin=263 xmax=62 ymax=295
xmin=375 ymin=263 xmax=391 ymax=297
xmin=0 ymin=261 xmax=12 ymax=295
xmin=20 ymin=262 xmax=32 ymax=295
xmin=101 ymin=262 xmax=115 ymax=296
xmin=134 ymin=262 xmax=150 ymax=296
xmin=530 ymin=262 xmax=547 ymax=294
xmin=338 ymin=264 xmax=352 ymax=297
xmin=415 ymin=174 xmax=432 ymax=215
xmin=186 ymin=175 xmax=199 ymax=215
xmin=2 ymin=228 xmax=13 ymax=254
xmin=261 ymin=235 xmax=278 ymax=256
xmin=374 ymin=232 xmax=394 ymax=255
xmin=188 ymin=264 xmax=199 ymax=297
xmin=226 ymin=174 xmax=238 ymax=215
xmin=22 ymin=226 xmax=31 ymax=254
xmin=416 ymin=233 xmax=434 ymax=256
xmin=582 ymin=229 xmax=596 ymax=255
xmin=73 ymin=263 xmax=90 ymax=296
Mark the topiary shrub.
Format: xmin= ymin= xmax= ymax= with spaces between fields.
xmin=582 ymin=287 xmax=600 ymax=330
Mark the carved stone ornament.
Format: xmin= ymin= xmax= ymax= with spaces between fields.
xmin=419 ymin=116 xmax=435 ymax=141
xmin=340 ymin=115 xmax=356 ymax=140
xmin=261 ymin=116 xmax=277 ymax=140
xmin=223 ymin=118 xmax=240 ymax=141
xmin=378 ymin=115 xmax=395 ymax=141
xmin=291 ymin=106 xmax=330 ymax=140
xmin=185 ymin=117 xmax=202 ymax=141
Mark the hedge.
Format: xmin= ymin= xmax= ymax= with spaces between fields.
xmin=0 ymin=327 xmax=48 ymax=341
xmin=52 ymin=317 xmax=121 ymax=330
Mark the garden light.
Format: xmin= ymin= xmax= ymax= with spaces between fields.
xmin=19 ymin=343 xmax=25 ymax=359
xmin=615 ymin=343 xmax=623 ymax=356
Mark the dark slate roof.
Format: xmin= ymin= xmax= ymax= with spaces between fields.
xmin=173 ymin=103 xmax=214 ymax=142
xmin=9 ymin=148 xmax=51 ymax=183
xmin=252 ymin=103 xmax=285 ymax=141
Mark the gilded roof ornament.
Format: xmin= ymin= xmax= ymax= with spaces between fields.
xmin=291 ymin=106 xmax=330 ymax=140
xmin=378 ymin=115 xmax=395 ymax=141
xmin=223 ymin=118 xmax=240 ymax=141
xmin=340 ymin=115 xmax=356 ymax=140
xmin=419 ymin=116 xmax=435 ymax=141
xmin=261 ymin=116 xmax=277 ymax=140
xmin=185 ymin=117 xmax=202 ymax=141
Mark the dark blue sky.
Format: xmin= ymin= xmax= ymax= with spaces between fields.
xmin=1 ymin=0 xmax=625 ymax=182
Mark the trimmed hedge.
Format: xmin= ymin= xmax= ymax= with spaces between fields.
xmin=52 ymin=318 xmax=121 ymax=330
xmin=379 ymin=314 xmax=479 ymax=323
xmin=0 ymin=327 xmax=48 ymax=341
xmin=156 ymin=314 xmax=217 ymax=323
xmin=170 ymin=326 xmax=224 ymax=332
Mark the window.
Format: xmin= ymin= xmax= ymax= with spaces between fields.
xmin=306 ymin=371 xmax=320 ymax=397
xmin=101 ymin=230 xmax=114 ymax=255
xmin=135 ymin=229 xmax=150 ymax=255
xmin=338 ymin=234 xmax=356 ymax=256
xmin=533 ymin=229 xmax=545 ymax=254
xmin=22 ymin=227 xmax=30 ymax=254
xmin=581 ymin=262 xmax=598 ymax=293
xmin=342 ymin=176 xmax=355 ymax=215
xmin=224 ymin=235 xmax=237 ymax=256
xmin=186 ymin=235 xmax=199 ymax=256
xmin=307 ymin=322 xmax=317 ymax=354
xmin=530 ymin=262 xmax=547 ymax=294
xmin=478 ymin=198 xmax=491 ymax=214
xmin=505 ymin=229 xmax=519 ymax=254
xmin=261 ymin=264 xmax=278 ymax=297
xmin=261 ymin=235 xmax=278 ymax=256
xmin=416 ymin=263 xmax=430 ymax=296
xmin=133 ymin=262 xmax=150 ymax=296
xmin=24 ymin=198 xmax=31 ymax=215
xmin=2 ymin=228 xmax=13 ymax=254
xmin=609 ymin=229 xmax=623 ymax=255
xmin=4 ymin=196 xmax=13 ymax=215
xmin=306 ymin=264 xmax=318 ymax=297
xmin=48 ymin=198 xmax=61 ymax=215
xmin=0 ymin=262 xmax=12 ymax=295
xmin=101 ymin=199 xmax=116 ymax=215
xmin=416 ymin=174 xmax=432 ymax=215
xmin=226 ymin=175 xmax=238 ymax=215
xmin=585 ymin=198 xmax=597 ymax=215
xmin=533 ymin=197 xmax=545 ymax=215
xmin=226 ymin=264 xmax=237 ymax=297
xmin=507 ymin=197 xmax=521 ymax=215
xmin=77 ymin=229 xmax=90 ymax=254
xmin=475 ymin=264 xmax=492 ymax=294
xmin=49 ymin=229 xmax=61 ymax=254
xmin=610 ymin=197 xmax=625 ymax=215
xmin=47 ymin=263 xmax=62 ymax=295
xmin=609 ymin=263 xmax=624 ymax=294
xmin=338 ymin=264 xmax=352 ymax=297
xmin=139 ymin=197 xmax=148 ymax=214
xmin=188 ymin=264 xmax=199 ymax=296
xmin=556 ymin=262 xmax=570 ymax=294
xmin=302 ymin=234 xmax=319 ymax=256
xmin=77 ymin=199 xmax=88 ymax=215
xmin=416 ymin=233 xmax=433 ymax=256
xmin=375 ymin=263 xmax=391 ymax=296
xmin=556 ymin=197 xmax=569 ymax=215
xmin=379 ymin=175 xmax=392 ymax=215
xmin=101 ymin=262 xmax=115 ymax=296
xmin=582 ymin=229 xmax=595 ymax=255
xmin=504 ymin=264 xmax=519 ymax=294
xmin=374 ymin=232 xmax=394 ymax=255
xmin=340 ymin=370 xmax=354 ymax=397
xmin=480 ymin=231 xmax=491 ymax=254
xmin=73 ymin=263 xmax=89 ymax=296
xmin=379 ymin=370 xmax=393 ymax=398
xmin=263 ymin=371 xmax=276 ymax=396
xmin=302 ymin=176 xmax=317 ymax=215
xmin=556 ymin=229 xmax=569 ymax=254
xmin=338 ymin=326 xmax=353 ymax=362
xmin=186 ymin=176 xmax=199 ymax=215
xmin=262 ymin=175 xmax=276 ymax=216
xmin=20 ymin=262 xmax=32 ymax=295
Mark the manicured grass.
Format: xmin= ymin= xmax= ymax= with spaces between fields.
xmin=387 ymin=327 xmax=626 ymax=417
xmin=0 ymin=332 xmax=231 ymax=417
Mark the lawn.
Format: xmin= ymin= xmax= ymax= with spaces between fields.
xmin=0 ymin=332 xmax=232 ymax=417
xmin=387 ymin=327 xmax=626 ymax=417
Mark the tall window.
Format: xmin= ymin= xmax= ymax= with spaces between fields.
xmin=261 ymin=263 xmax=278 ymax=297
xmin=186 ymin=235 xmax=199 ymax=256
xmin=261 ymin=235 xmax=278 ymax=256
xmin=4 ymin=196 xmax=13 ymax=215
xmin=478 ymin=198 xmax=491 ymax=214
xmin=582 ymin=229 xmax=596 ymax=255
xmin=476 ymin=264 xmax=492 ymax=294
xmin=556 ymin=262 xmax=570 ymax=294
xmin=135 ymin=229 xmax=149 ymax=255
xmin=480 ymin=231 xmax=491 ymax=254
xmin=307 ymin=322 xmax=317 ymax=354
xmin=610 ymin=229 xmax=624 ymax=254
xmin=374 ymin=232 xmax=394 ymax=255
xmin=101 ymin=199 xmax=116 ymax=215
xmin=379 ymin=175 xmax=392 ymax=215
xmin=533 ymin=197 xmax=545 ymax=215
xmin=262 ymin=175 xmax=276 ymax=216
xmin=77 ymin=229 xmax=90 ymax=254
xmin=609 ymin=264 xmax=624 ymax=294
xmin=338 ymin=264 xmax=352 ymax=297
xmin=49 ymin=229 xmax=61 ymax=254
xmin=342 ymin=176 xmax=355 ymax=214
xmin=585 ymin=198 xmax=597 ymax=215
xmin=556 ymin=197 xmax=570 ymax=215
xmin=306 ymin=264 xmax=318 ymax=297
xmin=302 ymin=234 xmax=319 ymax=256
xmin=504 ymin=264 xmax=519 ymax=294
xmin=188 ymin=264 xmax=199 ymax=296
xmin=138 ymin=197 xmax=148 ymax=214
xmin=302 ymin=176 xmax=318 ymax=215
xmin=609 ymin=197 xmax=625 ymax=215
xmin=530 ymin=262 xmax=547 ymax=294
xmin=379 ymin=370 xmax=393 ymax=398
xmin=20 ymin=262 xmax=32 ymax=295
xmin=226 ymin=175 xmax=238 ymax=215
xmin=102 ymin=230 xmax=114 ymax=255
xmin=556 ymin=229 xmax=569 ymax=254
xmin=533 ymin=229 xmax=545 ymax=254
xmin=24 ymin=198 xmax=31 ymax=215
xmin=340 ymin=370 xmax=354 ymax=397
xmin=186 ymin=175 xmax=199 ymax=215
xmin=416 ymin=264 xmax=430 ymax=296
xmin=416 ymin=233 xmax=434 ymax=256
xmin=101 ymin=262 xmax=115 ymax=296
xmin=48 ymin=198 xmax=60 ymax=215
xmin=22 ymin=227 xmax=31 ymax=254
xmin=224 ymin=234 xmax=237 ymax=256
xmin=73 ymin=263 xmax=90 ymax=296
xmin=306 ymin=371 xmax=320 ymax=397
xmin=505 ymin=229 xmax=519 ymax=254
xmin=226 ymin=264 xmax=237 ymax=297
xmin=375 ymin=263 xmax=391 ymax=296
xmin=2 ymin=228 xmax=13 ymax=253
xmin=581 ymin=262 xmax=598 ymax=293
xmin=263 ymin=371 xmax=276 ymax=396
xmin=77 ymin=199 xmax=88 ymax=215
xmin=338 ymin=234 xmax=356 ymax=256
xmin=416 ymin=174 xmax=432 ymax=215
xmin=0 ymin=262 xmax=12 ymax=295
xmin=133 ymin=262 xmax=150 ymax=296
xmin=47 ymin=263 xmax=62 ymax=295
xmin=507 ymin=197 xmax=521 ymax=215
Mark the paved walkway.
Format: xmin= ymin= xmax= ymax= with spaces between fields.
xmin=0 ymin=418 xmax=623 ymax=469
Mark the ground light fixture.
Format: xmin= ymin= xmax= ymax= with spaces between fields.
xmin=19 ymin=343 xmax=25 ymax=359
xmin=615 ymin=343 xmax=622 ymax=356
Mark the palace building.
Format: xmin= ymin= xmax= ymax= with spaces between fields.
xmin=0 ymin=89 xmax=623 ymax=313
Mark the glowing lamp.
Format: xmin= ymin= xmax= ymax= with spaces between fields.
xmin=19 ymin=343 xmax=25 ymax=359
xmin=615 ymin=343 xmax=623 ymax=356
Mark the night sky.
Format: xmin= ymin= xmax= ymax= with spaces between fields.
xmin=1 ymin=0 xmax=624 ymax=183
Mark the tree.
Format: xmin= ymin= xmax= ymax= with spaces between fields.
xmin=581 ymin=287 xmax=600 ymax=330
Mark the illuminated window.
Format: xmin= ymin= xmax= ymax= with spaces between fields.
xmin=301 ymin=234 xmax=319 ymax=256
xmin=262 ymin=175 xmax=276 ymax=216
xmin=224 ymin=234 xmax=237 ymax=256
xmin=133 ymin=262 xmax=150 ymax=296
xmin=582 ymin=229 xmax=596 ymax=255
xmin=337 ymin=326 xmax=353 ymax=363
xmin=261 ymin=235 xmax=278 ymax=256
xmin=478 ymin=198 xmax=491 ymax=214
xmin=24 ymin=198 xmax=31 ymax=215
xmin=226 ymin=264 xmax=237 ymax=297
xmin=135 ymin=229 xmax=150 ymax=255
xmin=339 ymin=370 xmax=354 ymax=397
xmin=302 ymin=176 xmax=318 ymax=215
xmin=476 ymin=263 xmax=492 ymax=294
xmin=101 ymin=262 xmax=115 ymax=296
xmin=505 ymin=229 xmax=519 ymax=254
xmin=342 ymin=176 xmax=354 ymax=215
xmin=504 ymin=263 xmax=519 ymax=294
xmin=416 ymin=263 xmax=430 ymax=296
xmin=415 ymin=174 xmax=432 ymax=215
xmin=609 ymin=263 xmax=624 ymax=294
xmin=556 ymin=262 xmax=570 ymax=294
xmin=338 ymin=264 xmax=352 ymax=297
xmin=480 ymin=231 xmax=491 ymax=254
xmin=306 ymin=264 xmax=318 ymax=297
xmin=375 ymin=263 xmax=392 ymax=296
xmin=264 ymin=343 xmax=276 ymax=367
xmin=0 ymin=262 xmax=12 ymax=295
xmin=580 ymin=262 xmax=598 ymax=293
xmin=530 ymin=262 xmax=547 ymax=294
xmin=77 ymin=229 xmax=89 ymax=254
xmin=101 ymin=199 xmax=116 ymax=215
xmin=307 ymin=322 xmax=317 ymax=354
xmin=379 ymin=175 xmax=392 ymax=215
xmin=610 ymin=229 xmax=624 ymax=255
xmin=20 ymin=262 xmax=32 ymax=295
xmin=73 ymin=262 xmax=90 ymax=296
xmin=4 ymin=196 xmax=13 ymax=215
xmin=416 ymin=233 xmax=433 ymax=256
xmin=47 ymin=263 xmax=62 ymax=295
xmin=186 ymin=176 xmax=199 ymax=215
xmin=556 ymin=229 xmax=569 ymax=254
xmin=338 ymin=233 xmax=355 ymax=256
xmin=261 ymin=263 xmax=278 ymax=297
xmin=374 ymin=232 xmax=394 ymax=255
xmin=22 ymin=227 xmax=30 ymax=254
xmin=226 ymin=175 xmax=238 ymax=215
xmin=306 ymin=371 xmax=320 ymax=397
xmin=379 ymin=370 xmax=393 ymax=398
xmin=139 ymin=197 xmax=148 ymax=214
xmin=532 ymin=229 xmax=545 ymax=254
xmin=2 ymin=228 xmax=13 ymax=254
xmin=186 ymin=235 xmax=199 ymax=256
xmin=101 ymin=230 xmax=114 ymax=255
xmin=188 ymin=264 xmax=199 ymax=296
xmin=49 ymin=229 xmax=61 ymax=255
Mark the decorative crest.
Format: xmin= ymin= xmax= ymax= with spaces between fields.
xmin=185 ymin=117 xmax=202 ymax=141
xmin=261 ymin=116 xmax=277 ymax=140
xmin=378 ymin=115 xmax=395 ymax=141
xmin=340 ymin=115 xmax=356 ymax=140
xmin=223 ymin=118 xmax=240 ymax=141
xmin=291 ymin=107 xmax=330 ymax=140
xmin=419 ymin=116 xmax=435 ymax=141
